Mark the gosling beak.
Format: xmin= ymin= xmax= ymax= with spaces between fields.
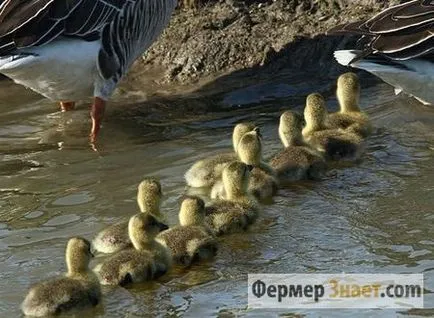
xmin=158 ymin=221 xmax=169 ymax=232
xmin=90 ymin=246 xmax=96 ymax=258
xmin=253 ymin=127 xmax=262 ymax=138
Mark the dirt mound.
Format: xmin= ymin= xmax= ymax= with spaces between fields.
xmin=130 ymin=0 xmax=401 ymax=87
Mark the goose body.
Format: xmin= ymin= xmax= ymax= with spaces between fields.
xmin=330 ymin=0 xmax=434 ymax=105
xmin=0 ymin=0 xmax=177 ymax=140
xmin=0 ymin=38 xmax=100 ymax=101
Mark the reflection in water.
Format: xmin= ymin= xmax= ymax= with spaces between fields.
xmin=0 ymin=73 xmax=433 ymax=317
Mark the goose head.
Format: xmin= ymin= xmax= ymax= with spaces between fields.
xmin=65 ymin=237 xmax=93 ymax=276
xmin=179 ymin=196 xmax=206 ymax=226
xmin=222 ymin=161 xmax=252 ymax=200
xmin=129 ymin=214 xmax=168 ymax=250
xmin=337 ymin=72 xmax=361 ymax=112
xmin=137 ymin=178 xmax=162 ymax=214
xmin=237 ymin=127 xmax=262 ymax=166
xmin=278 ymin=111 xmax=304 ymax=147
xmin=303 ymin=93 xmax=327 ymax=134
xmin=232 ymin=122 xmax=256 ymax=153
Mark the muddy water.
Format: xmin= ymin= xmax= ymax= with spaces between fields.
xmin=0 ymin=72 xmax=433 ymax=317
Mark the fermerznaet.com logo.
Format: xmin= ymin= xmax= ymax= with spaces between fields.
xmin=248 ymin=274 xmax=424 ymax=309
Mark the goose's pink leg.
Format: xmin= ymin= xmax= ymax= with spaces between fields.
xmin=60 ymin=101 xmax=75 ymax=112
xmin=90 ymin=97 xmax=106 ymax=143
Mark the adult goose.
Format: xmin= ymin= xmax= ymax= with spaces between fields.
xmin=0 ymin=0 xmax=176 ymax=142
xmin=329 ymin=0 xmax=434 ymax=105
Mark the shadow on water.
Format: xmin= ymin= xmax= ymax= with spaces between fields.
xmin=0 ymin=47 xmax=433 ymax=317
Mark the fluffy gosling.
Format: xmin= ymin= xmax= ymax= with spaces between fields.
xmin=302 ymin=93 xmax=365 ymax=161
xmin=205 ymin=161 xmax=259 ymax=236
xmin=270 ymin=111 xmax=326 ymax=181
xmin=92 ymin=178 xmax=168 ymax=254
xmin=211 ymin=128 xmax=278 ymax=200
xmin=94 ymin=214 xmax=171 ymax=286
xmin=326 ymin=72 xmax=372 ymax=137
xmin=156 ymin=196 xmax=218 ymax=266
xmin=184 ymin=122 xmax=255 ymax=188
xmin=21 ymin=237 xmax=101 ymax=317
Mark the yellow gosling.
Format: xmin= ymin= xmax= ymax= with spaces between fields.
xmin=303 ymin=93 xmax=365 ymax=161
xmin=21 ymin=237 xmax=101 ymax=317
xmin=270 ymin=111 xmax=326 ymax=181
xmin=184 ymin=122 xmax=256 ymax=188
xmin=211 ymin=127 xmax=278 ymax=200
xmin=205 ymin=161 xmax=259 ymax=236
xmin=156 ymin=196 xmax=218 ymax=266
xmin=94 ymin=214 xmax=171 ymax=286
xmin=92 ymin=178 xmax=167 ymax=254
xmin=326 ymin=72 xmax=372 ymax=137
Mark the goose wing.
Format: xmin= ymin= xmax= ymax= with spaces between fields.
xmin=0 ymin=0 xmax=131 ymax=55
xmin=97 ymin=0 xmax=176 ymax=83
xmin=328 ymin=0 xmax=434 ymax=60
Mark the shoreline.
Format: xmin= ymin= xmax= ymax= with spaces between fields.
xmin=127 ymin=0 xmax=400 ymax=89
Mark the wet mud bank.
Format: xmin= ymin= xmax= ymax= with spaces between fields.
xmin=130 ymin=0 xmax=400 ymax=89
xmin=112 ymin=1 xmax=402 ymax=125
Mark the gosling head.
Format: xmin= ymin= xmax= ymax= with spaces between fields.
xmin=278 ymin=111 xmax=304 ymax=147
xmin=237 ymin=127 xmax=262 ymax=165
xmin=137 ymin=178 xmax=162 ymax=214
xmin=304 ymin=93 xmax=327 ymax=133
xmin=128 ymin=214 xmax=168 ymax=250
xmin=232 ymin=122 xmax=256 ymax=153
xmin=337 ymin=72 xmax=360 ymax=112
xmin=222 ymin=161 xmax=253 ymax=199
xmin=178 ymin=196 xmax=206 ymax=226
xmin=65 ymin=237 xmax=93 ymax=275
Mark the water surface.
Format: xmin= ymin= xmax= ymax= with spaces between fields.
xmin=0 ymin=71 xmax=433 ymax=317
